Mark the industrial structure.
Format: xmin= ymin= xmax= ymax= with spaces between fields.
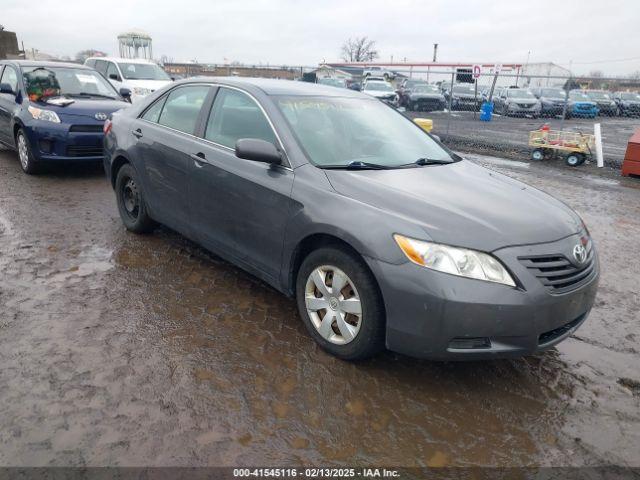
xmin=117 ymin=30 xmax=153 ymax=60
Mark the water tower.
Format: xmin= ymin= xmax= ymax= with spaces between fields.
xmin=117 ymin=30 xmax=153 ymax=60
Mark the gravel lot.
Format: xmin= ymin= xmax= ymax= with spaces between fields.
xmin=0 ymin=146 xmax=639 ymax=468
xmin=408 ymin=110 xmax=639 ymax=168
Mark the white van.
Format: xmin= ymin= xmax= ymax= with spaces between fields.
xmin=84 ymin=57 xmax=172 ymax=103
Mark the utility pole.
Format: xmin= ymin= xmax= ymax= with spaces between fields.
xmin=433 ymin=43 xmax=438 ymax=63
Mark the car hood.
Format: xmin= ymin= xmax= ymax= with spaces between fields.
xmin=410 ymin=92 xmax=444 ymax=100
xmin=365 ymin=90 xmax=395 ymax=98
xmin=36 ymin=98 xmax=130 ymax=121
xmin=325 ymin=160 xmax=581 ymax=252
xmin=571 ymin=100 xmax=597 ymax=107
xmin=453 ymin=93 xmax=477 ymax=99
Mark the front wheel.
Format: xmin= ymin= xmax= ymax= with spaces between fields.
xmin=16 ymin=129 xmax=40 ymax=174
xmin=531 ymin=148 xmax=545 ymax=161
xmin=115 ymin=163 xmax=156 ymax=233
xmin=296 ymin=247 xmax=385 ymax=360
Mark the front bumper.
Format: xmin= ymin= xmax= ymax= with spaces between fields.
xmin=23 ymin=122 xmax=105 ymax=162
xmin=368 ymin=234 xmax=599 ymax=360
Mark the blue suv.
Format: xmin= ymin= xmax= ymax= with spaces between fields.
xmin=0 ymin=61 xmax=130 ymax=174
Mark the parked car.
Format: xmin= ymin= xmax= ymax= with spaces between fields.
xmin=531 ymin=87 xmax=567 ymax=117
xmin=362 ymin=80 xmax=398 ymax=104
xmin=403 ymin=84 xmax=446 ymax=112
xmin=317 ymin=78 xmax=347 ymax=89
xmin=346 ymin=80 xmax=361 ymax=91
xmin=493 ymin=88 xmax=541 ymax=117
xmin=362 ymin=66 xmax=395 ymax=81
xmin=613 ymin=91 xmax=640 ymax=117
xmin=0 ymin=60 xmax=130 ymax=174
xmin=104 ymin=78 xmax=599 ymax=360
xmin=396 ymin=79 xmax=428 ymax=107
xmin=444 ymin=83 xmax=482 ymax=111
xmin=566 ymin=90 xmax=598 ymax=118
xmin=584 ymin=90 xmax=617 ymax=116
xmin=85 ymin=57 xmax=172 ymax=103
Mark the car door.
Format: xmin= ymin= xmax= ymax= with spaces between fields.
xmin=188 ymin=86 xmax=294 ymax=283
xmin=132 ymin=84 xmax=211 ymax=235
xmin=0 ymin=65 xmax=19 ymax=145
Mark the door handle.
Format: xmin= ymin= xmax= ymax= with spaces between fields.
xmin=132 ymin=128 xmax=143 ymax=138
xmin=190 ymin=152 xmax=206 ymax=167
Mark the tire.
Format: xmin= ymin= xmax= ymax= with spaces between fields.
xmin=565 ymin=153 xmax=584 ymax=167
xmin=531 ymin=149 xmax=545 ymax=161
xmin=115 ymin=163 xmax=156 ymax=233
xmin=296 ymin=247 xmax=385 ymax=360
xmin=16 ymin=128 xmax=40 ymax=174
xmin=406 ymin=100 xmax=413 ymax=111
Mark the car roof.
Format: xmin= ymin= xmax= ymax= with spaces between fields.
xmin=0 ymin=60 xmax=90 ymax=70
xmin=86 ymin=57 xmax=157 ymax=64
xmin=177 ymin=77 xmax=366 ymax=98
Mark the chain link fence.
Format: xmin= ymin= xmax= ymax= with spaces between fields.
xmin=164 ymin=62 xmax=639 ymax=167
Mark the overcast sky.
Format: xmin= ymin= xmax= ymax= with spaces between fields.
xmin=2 ymin=0 xmax=639 ymax=75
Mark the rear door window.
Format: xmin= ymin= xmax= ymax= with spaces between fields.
xmin=94 ymin=60 xmax=108 ymax=76
xmin=204 ymin=88 xmax=277 ymax=149
xmin=157 ymin=85 xmax=210 ymax=134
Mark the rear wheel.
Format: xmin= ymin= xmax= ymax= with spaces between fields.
xmin=16 ymin=129 xmax=39 ymax=174
xmin=296 ymin=247 xmax=385 ymax=360
xmin=115 ymin=163 xmax=156 ymax=233
xmin=565 ymin=153 xmax=585 ymax=167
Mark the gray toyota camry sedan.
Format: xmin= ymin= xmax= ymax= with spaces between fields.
xmin=104 ymin=78 xmax=599 ymax=360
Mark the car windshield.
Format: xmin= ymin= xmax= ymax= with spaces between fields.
xmin=364 ymin=82 xmax=393 ymax=92
xmin=117 ymin=62 xmax=170 ymax=80
xmin=453 ymin=85 xmax=474 ymax=93
xmin=276 ymin=96 xmax=456 ymax=168
xmin=541 ymin=88 xmax=565 ymax=98
xmin=621 ymin=92 xmax=640 ymax=101
xmin=570 ymin=91 xmax=591 ymax=101
xmin=22 ymin=66 xmax=118 ymax=100
xmin=405 ymin=81 xmax=427 ymax=89
xmin=413 ymin=85 xmax=439 ymax=94
xmin=588 ymin=91 xmax=611 ymax=100
xmin=318 ymin=78 xmax=346 ymax=88
xmin=507 ymin=89 xmax=535 ymax=99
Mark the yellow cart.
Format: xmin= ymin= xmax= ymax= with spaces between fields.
xmin=529 ymin=129 xmax=595 ymax=167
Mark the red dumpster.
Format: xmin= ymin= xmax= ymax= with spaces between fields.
xmin=622 ymin=128 xmax=640 ymax=177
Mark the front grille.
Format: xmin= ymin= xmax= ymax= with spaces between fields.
xmin=538 ymin=313 xmax=586 ymax=345
xmin=519 ymin=242 xmax=596 ymax=293
xmin=69 ymin=125 xmax=104 ymax=133
xmin=66 ymin=145 xmax=103 ymax=157
xmin=517 ymin=103 xmax=534 ymax=109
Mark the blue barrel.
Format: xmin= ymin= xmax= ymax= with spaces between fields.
xmin=480 ymin=102 xmax=493 ymax=121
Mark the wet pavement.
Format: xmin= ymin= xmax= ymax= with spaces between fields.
xmin=0 ymin=147 xmax=639 ymax=468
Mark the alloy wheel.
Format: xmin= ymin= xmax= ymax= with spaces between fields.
xmin=304 ymin=265 xmax=362 ymax=345
xmin=17 ymin=134 xmax=29 ymax=170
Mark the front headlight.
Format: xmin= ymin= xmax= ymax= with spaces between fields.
xmin=27 ymin=105 xmax=60 ymax=123
xmin=394 ymin=234 xmax=516 ymax=287
xmin=132 ymin=87 xmax=152 ymax=96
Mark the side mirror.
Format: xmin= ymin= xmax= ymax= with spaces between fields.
xmin=235 ymin=138 xmax=282 ymax=165
xmin=0 ymin=83 xmax=15 ymax=95
xmin=119 ymin=87 xmax=132 ymax=101
xmin=109 ymin=73 xmax=121 ymax=81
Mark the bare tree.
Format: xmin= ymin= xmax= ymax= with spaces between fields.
xmin=340 ymin=37 xmax=379 ymax=62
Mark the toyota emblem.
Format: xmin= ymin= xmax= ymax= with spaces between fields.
xmin=95 ymin=112 xmax=108 ymax=121
xmin=573 ymin=244 xmax=587 ymax=264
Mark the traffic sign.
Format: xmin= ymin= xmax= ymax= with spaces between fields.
xmin=472 ymin=64 xmax=482 ymax=79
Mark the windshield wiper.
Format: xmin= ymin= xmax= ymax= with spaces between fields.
xmin=321 ymin=160 xmax=391 ymax=170
xmin=67 ymin=93 xmax=117 ymax=100
xmin=397 ymin=158 xmax=454 ymax=167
